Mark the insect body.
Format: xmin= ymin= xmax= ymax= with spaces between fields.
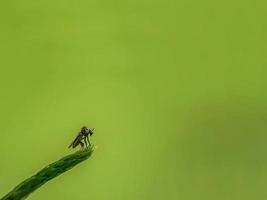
xmin=69 ymin=126 xmax=94 ymax=149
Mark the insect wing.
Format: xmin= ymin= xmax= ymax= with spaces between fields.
xmin=68 ymin=132 xmax=82 ymax=148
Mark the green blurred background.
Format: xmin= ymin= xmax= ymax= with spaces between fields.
xmin=0 ymin=0 xmax=267 ymax=199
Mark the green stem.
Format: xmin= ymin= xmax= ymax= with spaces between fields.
xmin=1 ymin=146 xmax=95 ymax=200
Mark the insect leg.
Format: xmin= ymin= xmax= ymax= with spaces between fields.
xmin=87 ymin=135 xmax=91 ymax=146
xmin=79 ymin=141 xmax=84 ymax=149
xmin=84 ymin=137 xmax=88 ymax=147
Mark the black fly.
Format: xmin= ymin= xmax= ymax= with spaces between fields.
xmin=68 ymin=126 xmax=95 ymax=149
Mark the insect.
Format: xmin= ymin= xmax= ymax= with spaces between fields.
xmin=68 ymin=126 xmax=95 ymax=149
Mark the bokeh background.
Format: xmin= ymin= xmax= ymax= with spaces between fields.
xmin=0 ymin=0 xmax=267 ymax=200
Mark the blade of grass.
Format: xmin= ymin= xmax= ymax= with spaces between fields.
xmin=1 ymin=146 xmax=95 ymax=200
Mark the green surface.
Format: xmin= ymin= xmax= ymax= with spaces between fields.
xmin=0 ymin=1 xmax=267 ymax=200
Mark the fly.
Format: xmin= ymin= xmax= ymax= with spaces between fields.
xmin=68 ymin=126 xmax=95 ymax=149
